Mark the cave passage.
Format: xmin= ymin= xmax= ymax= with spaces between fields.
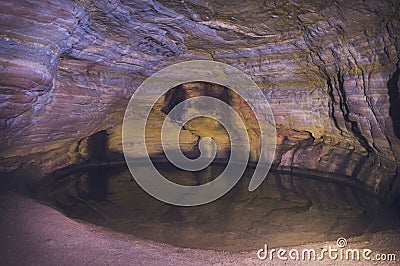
xmin=37 ymin=163 xmax=400 ymax=252
xmin=87 ymin=130 xmax=109 ymax=163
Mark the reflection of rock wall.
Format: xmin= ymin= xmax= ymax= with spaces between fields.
xmin=0 ymin=0 xmax=399 ymax=200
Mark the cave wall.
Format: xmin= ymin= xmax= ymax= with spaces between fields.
xmin=1 ymin=0 xmax=399 ymax=199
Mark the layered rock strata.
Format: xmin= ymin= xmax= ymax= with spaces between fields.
xmin=0 ymin=0 xmax=399 ymax=201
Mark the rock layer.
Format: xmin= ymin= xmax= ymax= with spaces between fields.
xmin=0 ymin=0 xmax=399 ymax=201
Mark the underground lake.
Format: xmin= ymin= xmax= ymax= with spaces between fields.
xmin=35 ymin=162 xmax=400 ymax=252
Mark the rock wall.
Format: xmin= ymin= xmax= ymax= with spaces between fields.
xmin=0 ymin=0 xmax=399 ymax=200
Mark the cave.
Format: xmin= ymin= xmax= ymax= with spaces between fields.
xmin=87 ymin=130 xmax=110 ymax=163
xmin=1 ymin=0 xmax=400 ymax=265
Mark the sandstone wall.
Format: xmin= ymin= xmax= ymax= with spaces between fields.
xmin=0 ymin=0 xmax=399 ymax=200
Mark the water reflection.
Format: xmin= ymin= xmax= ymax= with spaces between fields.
xmin=40 ymin=163 xmax=400 ymax=252
xmin=85 ymin=168 xmax=109 ymax=201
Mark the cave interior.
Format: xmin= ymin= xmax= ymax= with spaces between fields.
xmin=1 ymin=0 xmax=400 ymax=265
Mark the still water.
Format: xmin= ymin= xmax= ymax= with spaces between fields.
xmin=38 ymin=163 xmax=400 ymax=252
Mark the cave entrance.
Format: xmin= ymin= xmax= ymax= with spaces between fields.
xmin=87 ymin=130 xmax=109 ymax=163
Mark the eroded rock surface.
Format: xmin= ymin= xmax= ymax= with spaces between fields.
xmin=1 ymin=0 xmax=399 ymax=200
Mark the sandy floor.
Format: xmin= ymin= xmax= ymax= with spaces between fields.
xmin=0 ymin=169 xmax=399 ymax=265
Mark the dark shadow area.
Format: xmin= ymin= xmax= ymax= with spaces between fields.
xmin=161 ymin=82 xmax=230 ymax=115
xmin=87 ymin=130 xmax=109 ymax=163
xmin=85 ymin=168 xmax=110 ymax=202
xmin=388 ymin=66 xmax=400 ymax=139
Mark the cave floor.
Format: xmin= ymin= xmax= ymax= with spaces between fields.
xmin=1 ymin=169 xmax=400 ymax=265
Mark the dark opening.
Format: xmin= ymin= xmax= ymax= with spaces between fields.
xmin=388 ymin=66 xmax=400 ymax=139
xmin=87 ymin=130 xmax=109 ymax=163
xmin=161 ymin=81 xmax=231 ymax=115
